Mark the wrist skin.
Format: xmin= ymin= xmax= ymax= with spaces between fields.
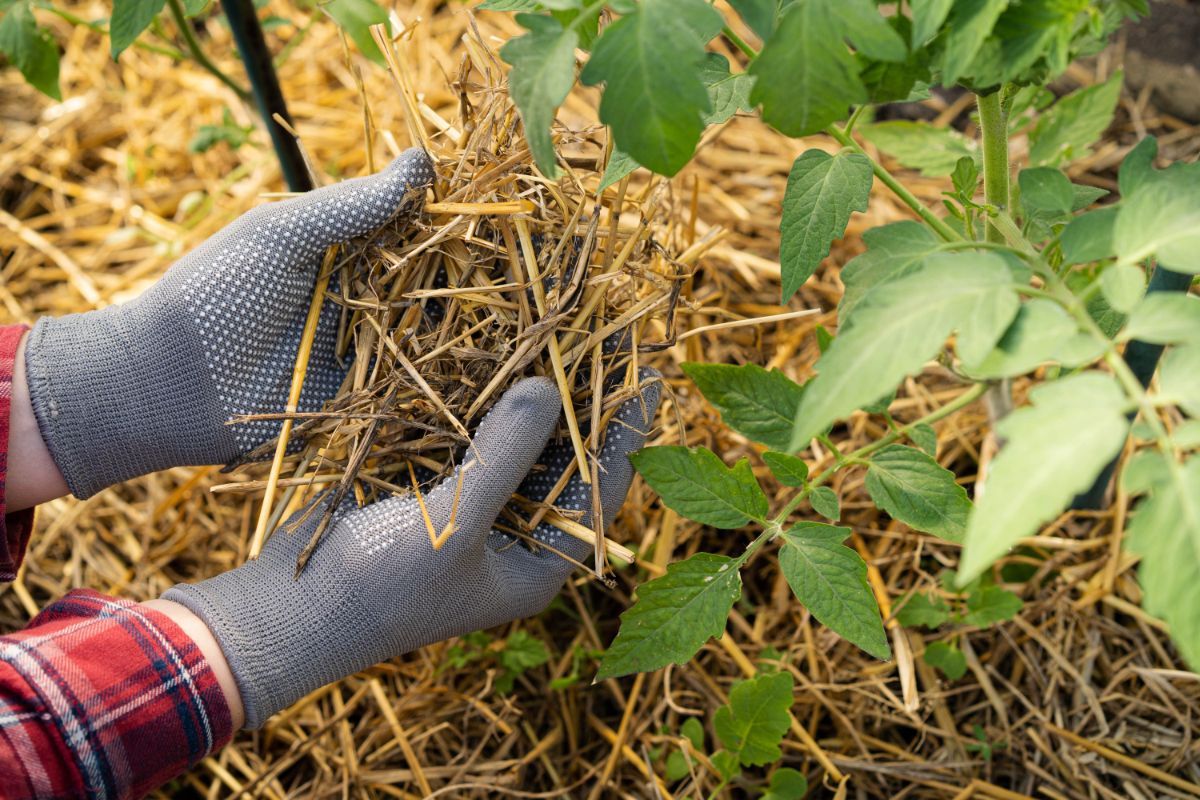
xmin=7 ymin=331 xmax=246 ymax=728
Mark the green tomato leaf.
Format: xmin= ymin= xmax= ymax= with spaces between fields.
xmin=937 ymin=0 xmax=1007 ymax=86
xmin=1118 ymin=134 xmax=1157 ymax=198
xmin=923 ymin=641 xmax=967 ymax=680
xmin=596 ymin=552 xmax=742 ymax=680
xmin=727 ymin=0 xmax=778 ymax=40
xmin=711 ymin=750 xmax=741 ymax=781
xmin=630 ymin=446 xmax=768 ymax=528
xmin=779 ymin=522 xmax=890 ymax=659
xmin=809 ymin=486 xmax=840 ymax=521
xmin=1122 ymin=293 xmax=1200 ymax=345
xmin=1121 ymin=449 xmax=1170 ymax=496
xmin=860 ymin=121 xmax=978 ymax=177
xmin=865 ymin=444 xmax=972 ymax=543
xmin=698 ymin=52 xmax=755 ymax=125
xmin=762 ymin=767 xmax=809 ymax=800
xmin=910 ymin=0 xmax=953 ymax=46
xmin=763 ymin=451 xmax=809 ymax=487
xmin=838 ymin=0 xmax=906 ymax=62
xmin=110 ymin=0 xmax=166 ymax=59
xmin=681 ymin=716 xmax=705 ymax=750
xmin=792 ymin=252 xmax=1019 ymax=450
xmin=896 ymin=592 xmax=951 ymax=628
xmin=323 ymin=0 xmax=389 ymax=64
xmin=749 ymin=0 xmax=866 ymax=137
xmin=1028 ymin=71 xmax=1122 ymax=167
xmin=1060 ymin=206 xmax=1118 ymax=265
xmin=780 ymin=149 xmax=873 ymax=301
xmin=1159 ymin=344 xmax=1200 ymax=418
xmin=963 ymin=584 xmax=1023 ymax=627
xmin=964 ymin=298 xmax=1077 ymax=379
xmin=682 ymin=362 xmax=803 ymax=451
xmin=598 ymin=148 xmax=641 ymax=191
xmin=958 ymin=372 xmax=1130 ymax=584
xmin=1018 ymin=167 xmax=1074 ymax=217
xmin=1126 ymin=457 xmax=1200 ymax=670
xmin=501 ymin=13 xmax=579 ymax=178
xmin=0 ymin=1 xmax=59 ymax=99
xmin=1115 ymin=178 xmax=1200 ymax=274
xmin=838 ymin=221 xmax=941 ymax=324
xmin=713 ymin=671 xmax=795 ymax=767
xmin=1099 ymin=263 xmax=1145 ymax=314
xmin=579 ymin=0 xmax=721 ymax=175
xmin=910 ymin=423 xmax=939 ymax=457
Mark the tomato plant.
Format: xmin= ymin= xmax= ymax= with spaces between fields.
xmin=486 ymin=0 xmax=1200 ymax=681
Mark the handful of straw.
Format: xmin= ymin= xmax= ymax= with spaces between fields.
xmin=220 ymin=22 xmax=718 ymax=574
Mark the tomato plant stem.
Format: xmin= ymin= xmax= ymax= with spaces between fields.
xmin=166 ymin=0 xmax=251 ymax=99
xmin=825 ymin=125 xmax=963 ymax=243
xmin=721 ymin=25 xmax=756 ymax=60
xmin=976 ymin=90 xmax=1010 ymax=245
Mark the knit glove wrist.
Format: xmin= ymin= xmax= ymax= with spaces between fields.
xmin=163 ymin=372 xmax=660 ymax=728
xmin=24 ymin=149 xmax=435 ymax=499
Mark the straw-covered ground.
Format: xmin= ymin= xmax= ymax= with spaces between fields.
xmin=3 ymin=2 xmax=1200 ymax=797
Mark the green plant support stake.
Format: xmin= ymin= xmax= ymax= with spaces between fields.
xmin=222 ymin=0 xmax=314 ymax=193
xmin=1073 ymin=266 xmax=1195 ymax=509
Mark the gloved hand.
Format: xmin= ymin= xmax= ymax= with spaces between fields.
xmin=163 ymin=371 xmax=661 ymax=728
xmin=23 ymin=149 xmax=436 ymax=499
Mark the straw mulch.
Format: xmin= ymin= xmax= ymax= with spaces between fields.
xmin=3 ymin=3 xmax=1200 ymax=798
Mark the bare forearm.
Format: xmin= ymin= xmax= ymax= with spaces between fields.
xmin=7 ymin=332 xmax=69 ymax=511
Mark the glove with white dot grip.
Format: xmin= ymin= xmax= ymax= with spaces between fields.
xmin=23 ymin=149 xmax=435 ymax=498
xmin=163 ymin=370 xmax=661 ymax=728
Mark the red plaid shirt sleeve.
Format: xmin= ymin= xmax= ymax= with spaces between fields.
xmin=1 ymin=324 xmax=34 ymax=582
xmin=0 ymin=323 xmax=234 ymax=797
xmin=0 ymin=591 xmax=234 ymax=798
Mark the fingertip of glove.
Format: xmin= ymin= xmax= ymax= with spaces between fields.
xmin=495 ymin=376 xmax=560 ymax=426
xmin=385 ymin=148 xmax=436 ymax=191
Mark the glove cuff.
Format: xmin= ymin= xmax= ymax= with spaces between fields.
xmin=25 ymin=302 xmax=235 ymax=498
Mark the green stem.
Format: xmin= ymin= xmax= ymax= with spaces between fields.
xmin=167 ymin=0 xmax=251 ymax=99
xmin=826 ymin=124 xmax=963 ymax=243
xmin=976 ymin=91 xmax=1010 ymax=244
xmin=36 ymin=4 xmax=186 ymax=59
xmin=722 ymin=25 xmax=757 ymax=60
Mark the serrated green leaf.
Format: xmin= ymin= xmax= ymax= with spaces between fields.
xmin=896 ymin=592 xmax=950 ymax=628
xmin=865 ymin=445 xmax=972 ymax=542
xmin=0 ymin=2 xmax=59 ymax=99
xmin=1118 ymin=135 xmax=1157 ymax=198
xmin=963 ymin=584 xmax=1023 ymax=627
xmin=1115 ymin=178 xmax=1200 ymax=274
xmin=860 ymin=121 xmax=978 ymax=177
xmin=749 ymin=0 xmax=866 ymax=137
xmin=598 ymin=148 xmax=640 ymax=191
xmin=780 ymin=149 xmax=873 ymax=301
xmin=1160 ymin=344 xmax=1200 ymax=417
xmin=763 ymin=451 xmax=809 ymax=487
xmin=1019 ymin=167 xmax=1073 ymax=217
xmin=579 ymin=0 xmax=720 ymax=175
xmin=324 ymin=0 xmax=388 ymax=64
xmin=966 ymin=0 xmax=1085 ymax=88
xmin=762 ymin=767 xmax=808 ymax=800
xmin=1060 ymin=206 xmax=1118 ymax=265
xmin=952 ymin=156 xmax=980 ymax=199
xmin=937 ymin=0 xmax=1007 ymax=86
xmin=809 ymin=486 xmax=840 ymax=521
xmin=728 ymin=0 xmax=778 ymax=40
xmin=910 ymin=0 xmax=953 ymax=45
xmin=958 ymin=372 xmax=1130 ymax=583
xmin=1028 ymin=71 xmax=1122 ymax=166
xmin=501 ymin=13 xmax=579 ymax=178
xmin=779 ymin=522 xmax=890 ymax=658
xmin=1126 ymin=457 xmax=1200 ymax=669
xmin=839 ymin=0 xmax=906 ymax=62
xmin=965 ymin=298 xmax=1077 ymax=378
xmin=1122 ymin=293 xmax=1200 ymax=345
xmin=630 ymin=446 xmax=767 ymax=528
xmin=923 ymin=641 xmax=967 ymax=679
xmin=713 ymin=672 xmax=794 ymax=766
xmin=697 ymin=53 xmax=754 ymax=125
xmin=596 ymin=553 xmax=742 ymax=680
xmin=838 ymin=221 xmax=941 ymax=323
xmin=911 ymin=423 xmax=939 ymax=456
xmin=1099 ymin=264 xmax=1145 ymax=313
xmin=682 ymin=362 xmax=803 ymax=451
xmin=110 ymin=0 xmax=165 ymax=59
xmin=792 ymin=253 xmax=1019 ymax=450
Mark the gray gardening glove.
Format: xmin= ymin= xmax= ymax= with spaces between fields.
xmin=163 ymin=371 xmax=661 ymax=728
xmin=24 ymin=149 xmax=436 ymax=499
